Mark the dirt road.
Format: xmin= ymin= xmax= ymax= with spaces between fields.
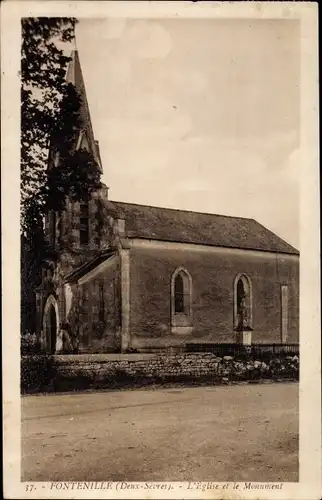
xmin=22 ymin=383 xmax=298 ymax=482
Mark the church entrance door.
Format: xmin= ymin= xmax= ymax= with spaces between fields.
xmin=49 ymin=305 xmax=57 ymax=354
xmin=42 ymin=295 xmax=59 ymax=353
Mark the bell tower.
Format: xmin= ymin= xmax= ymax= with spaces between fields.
xmin=44 ymin=49 xmax=105 ymax=259
xmin=38 ymin=49 xmax=108 ymax=352
xmin=65 ymin=49 xmax=103 ymax=173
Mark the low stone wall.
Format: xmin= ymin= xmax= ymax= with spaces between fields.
xmin=21 ymin=352 xmax=299 ymax=393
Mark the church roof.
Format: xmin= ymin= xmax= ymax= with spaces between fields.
xmin=109 ymin=201 xmax=299 ymax=255
xmin=64 ymin=249 xmax=116 ymax=283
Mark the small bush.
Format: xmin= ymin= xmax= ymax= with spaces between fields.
xmin=21 ymin=333 xmax=40 ymax=355
xmin=21 ymin=354 xmax=57 ymax=393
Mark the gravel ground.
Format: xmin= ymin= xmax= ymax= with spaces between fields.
xmin=21 ymin=382 xmax=299 ymax=482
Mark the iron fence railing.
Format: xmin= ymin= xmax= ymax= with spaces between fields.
xmin=185 ymin=343 xmax=299 ymax=358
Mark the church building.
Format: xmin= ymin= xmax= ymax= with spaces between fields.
xmin=36 ymin=50 xmax=300 ymax=354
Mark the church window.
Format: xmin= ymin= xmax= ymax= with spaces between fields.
xmin=280 ymin=285 xmax=289 ymax=343
xmin=51 ymin=211 xmax=56 ymax=248
xmin=79 ymin=196 xmax=89 ymax=245
xmin=233 ymin=273 xmax=253 ymax=330
xmin=77 ymin=130 xmax=90 ymax=152
xmin=174 ymin=274 xmax=184 ymax=313
xmin=58 ymin=211 xmax=63 ymax=245
xmin=171 ymin=268 xmax=192 ymax=323
xmin=99 ymin=281 xmax=105 ymax=324
xmin=53 ymin=151 xmax=60 ymax=167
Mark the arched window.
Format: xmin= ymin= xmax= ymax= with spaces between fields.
xmin=174 ymin=273 xmax=184 ymax=313
xmin=237 ymin=279 xmax=245 ymax=313
xmin=233 ymin=273 xmax=253 ymax=330
xmin=51 ymin=210 xmax=57 ymax=248
xmin=80 ymin=194 xmax=89 ymax=245
xmin=99 ymin=281 xmax=105 ymax=324
xmin=171 ymin=268 xmax=192 ymax=332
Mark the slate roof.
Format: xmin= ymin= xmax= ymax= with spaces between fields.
xmin=64 ymin=249 xmax=116 ymax=283
xmin=109 ymin=201 xmax=299 ymax=255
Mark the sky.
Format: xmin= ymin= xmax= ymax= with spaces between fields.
xmin=72 ymin=17 xmax=300 ymax=248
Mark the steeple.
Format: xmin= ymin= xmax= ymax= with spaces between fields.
xmin=65 ymin=50 xmax=103 ymax=172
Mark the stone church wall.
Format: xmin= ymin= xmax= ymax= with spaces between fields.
xmin=128 ymin=243 xmax=299 ymax=351
xmin=76 ymin=260 xmax=121 ymax=353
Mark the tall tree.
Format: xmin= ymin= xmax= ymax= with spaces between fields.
xmin=21 ymin=17 xmax=77 ymax=232
xmin=21 ymin=17 xmax=101 ymax=335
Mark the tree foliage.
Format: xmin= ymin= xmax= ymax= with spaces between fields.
xmin=21 ymin=18 xmax=77 ymax=218
xmin=21 ymin=17 xmax=101 ymax=237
